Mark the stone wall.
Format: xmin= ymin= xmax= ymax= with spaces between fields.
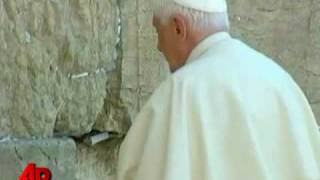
xmin=0 ymin=138 xmax=76 ymax=180
xmin=0 ymin=0 xmax=319 ymax=179
xmin=0 ymin=0 xmax=128 ymax=179
xmin=0 ymin=0 xmax=120 ymax=138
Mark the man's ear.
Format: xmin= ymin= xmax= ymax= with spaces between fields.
xmin=172 ymin=14 xmax=188 ymax=40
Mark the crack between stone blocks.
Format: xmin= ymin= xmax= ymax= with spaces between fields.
xmin=307 ymin=0 xmax=314 ymax=34
xmin=136 ymin=0 xmax=142 ymax=111
xmin=113 ymin=0 xmax=126 ymax=105
xmin=115 ymin=0 xmax=123 ymax=75
xmin=111 ymin=0 xmax=132 ymax=130
xmin=91 ymin=0 xmax=130 ymax=133
xmin=14 ymin=147 xmax=23 ymax=162
xmin=304 ymin=0 xmax=314 ymax=73
xmin=54 ymin=157 xmax=58 ymax=166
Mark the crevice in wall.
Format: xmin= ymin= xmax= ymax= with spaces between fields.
xmin=92 ymin=0 xmax=131 ymax=135
xmin=14 ymin=146 xmax=23 ymax=162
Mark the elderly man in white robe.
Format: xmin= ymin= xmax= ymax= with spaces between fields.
xmin=117 ymin=0 xmax=320 ymax=179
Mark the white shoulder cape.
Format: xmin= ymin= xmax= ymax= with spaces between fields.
xmin=117 ymin=32 xmax=320 ymax=180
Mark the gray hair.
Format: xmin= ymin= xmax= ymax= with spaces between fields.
xmin=152 ymin=0 xmax=229 ymax=30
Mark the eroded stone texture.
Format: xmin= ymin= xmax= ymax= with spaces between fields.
xmin=0 ymin=137 xmax=76 ymax=180
xmin=0 ymin=0 xmax=119 ymax=137
xmin=305 ymin=1 xmax=320 ymax=122
xmin=75 ymin=139 xmax=122 ymax=180
xmin=120 ymin=0 xmax=170 ymax=122
xmin=228 ymin=0 xmax=320 ymax=123
xmin=93 ymin=0 xmax=131 ymax=134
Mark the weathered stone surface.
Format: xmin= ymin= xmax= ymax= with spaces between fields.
xmin=0 ymin=0 xmax=119 ymax=137
xmin=75 ymin=139 xmax=122 ymax=180
xmin=0 ymin=137 xmax=76 ymax=180
xmin=93 ymin=0 xmax=131 ymax=134
xmin=305 ymin=1 xmax=320 ymax=121
xmin=119 ymin=0 xmax=170 ymax=123
xmin=228 ymin=0 xmax=320 ymax=123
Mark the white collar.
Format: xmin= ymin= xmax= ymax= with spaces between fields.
xmin=186 ymin=32 xmax=231 ymax=64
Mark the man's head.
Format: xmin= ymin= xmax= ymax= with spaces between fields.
xmin=152 ymin=0 xmax=229 ymax=72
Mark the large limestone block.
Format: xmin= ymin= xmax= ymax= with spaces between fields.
xmin=0 ymin=0 xmax=119 ymax=137
xmin=227 ymin=0 xmax=320 ymax=123
xmin=306 ymin=1 xmax=320 ymax=121
xmin=0 ymin=137 xmax=76 ymax=180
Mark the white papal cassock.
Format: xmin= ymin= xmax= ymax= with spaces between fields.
xmin=117 ymin=32 xmax=320 ymax=180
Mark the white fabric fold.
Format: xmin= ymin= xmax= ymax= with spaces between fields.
xmin=117 ymin=32 xmax=320 ymax=180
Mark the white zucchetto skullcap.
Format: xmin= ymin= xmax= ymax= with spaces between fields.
xmin=173 ymin=0 xmax=227 ymax=12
